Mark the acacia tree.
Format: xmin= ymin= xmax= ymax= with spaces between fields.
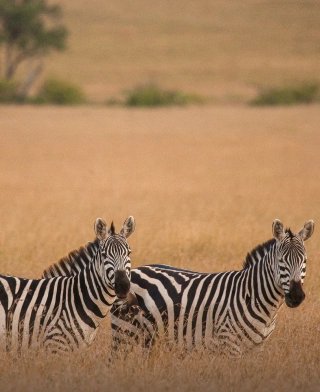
xmin=0 ymin=0 xmax=67 ymax=97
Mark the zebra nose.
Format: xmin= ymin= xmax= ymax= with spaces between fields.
xmin=285 ymin=280 xmax=305 ymax=308
xmin=114 ymin=270 xmax=130 ymax=298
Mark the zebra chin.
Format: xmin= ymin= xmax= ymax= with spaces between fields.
xmin=114 ymin=270 xmax=130 ymax=299
xmin=285 ymin=280 xmax=305 ymax=308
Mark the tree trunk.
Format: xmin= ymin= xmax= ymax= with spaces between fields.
xmin=5 ymin=43 xmax=15 ymax=79
xmin=19 ymin=59 xmax=44 ymax=98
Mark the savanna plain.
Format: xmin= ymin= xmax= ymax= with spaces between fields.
xmin=0 ymin=104 xmax=320 ymax=392
xmin=1 ymin=0 xmax=320 ymax=390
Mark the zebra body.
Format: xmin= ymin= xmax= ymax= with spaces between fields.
xmin=111 ymin=220 xmax=314 ymax=355
xmin=0 ymin=216 xmax=135 ymax=353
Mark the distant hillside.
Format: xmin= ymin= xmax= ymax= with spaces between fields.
xmin=45 ymin=0 xmax=320 ymax=102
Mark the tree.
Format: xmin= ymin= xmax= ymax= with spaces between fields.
xmin=0 ymin=0 xmax=67 ymax=98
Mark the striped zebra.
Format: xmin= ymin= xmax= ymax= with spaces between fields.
xmin=110 ymin=219 xmax=314 ymax=356
xmin=0 ymin=216 xmax=135 ymax=353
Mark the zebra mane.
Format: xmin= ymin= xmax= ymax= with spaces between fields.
xmin=242 ymin=228 xmax=295 ymax=270
xmin=42 ymin=238 xmax=100 ymax=279
xmin=109 ymin=221 xmax=115 ymax=235
xmin=242 ymin=238 xmax=276 ymax=270
xmin=286 ymin=228 xmax=294 ymax=238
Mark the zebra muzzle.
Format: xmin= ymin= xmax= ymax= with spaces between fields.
xmin=285 ymin=280 xmax=305 ymax=308
xmin=114 ymin=270 xmax=130 ymax=299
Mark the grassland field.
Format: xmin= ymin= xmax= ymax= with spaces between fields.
xmin=17 ymin=0 xmax=320 ymax=103
xmin=0 ymin=104 xmax=320 ymax=391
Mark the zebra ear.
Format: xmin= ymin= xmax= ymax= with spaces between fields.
xmin=272 ymin=219 xmax=285 ymax=241
xmin=120 ymin=216 xmax=135 ymax=238
xmin=298 ymin=220 xmax=314 ymax=242
xmin=94 ymin=218 xmax=108 ymax=241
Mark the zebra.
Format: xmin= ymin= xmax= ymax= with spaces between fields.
xmin=110 ymin=219 xmax=314 ymax=356
xmin=0 ymin=216 xmax=135 ymax=353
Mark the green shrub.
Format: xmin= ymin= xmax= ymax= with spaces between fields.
xmin=0 ymin=79 xmax=19 ymax=103
xmin=124 ymin=85 xmax=205 ymax=107
xmin=251 ymin=82 xmax=320 ymax=106
xmin=35 ymin=78 xmax=85 ymax=105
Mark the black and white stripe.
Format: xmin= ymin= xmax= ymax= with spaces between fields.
xmin=110 ymin=219 xmax=314 ymax=356
xmin=42 ymin=238 xmax=100 ymax=279
xmin=0 ymin=216 xmax=135 ymax=353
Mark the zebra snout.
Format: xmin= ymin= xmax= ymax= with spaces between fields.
xmin=114 ymin=270 xmax=130 ymax=299
xmin=285 ymin=280 xmax=305 ymax=308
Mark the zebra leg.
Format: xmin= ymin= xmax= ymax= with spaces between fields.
xmin=109 ymin=292 xmax=149 ymax=361
xmin=42 ymin=317 xmax=85 ymax=354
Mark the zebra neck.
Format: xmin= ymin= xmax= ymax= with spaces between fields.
xmin=70 ymin=264 xmax=116 ymax=327
xmin=247 ymin=247 xmax=285 ymax=317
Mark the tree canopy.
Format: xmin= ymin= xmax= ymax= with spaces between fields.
xmin=0 ymin=0 xmax=68 ymax=97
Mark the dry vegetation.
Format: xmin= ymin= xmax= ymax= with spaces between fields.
xmin=0 ymin=104 xmax=320 ymax=391
xmin=34 ymin=0 xmax=320 ymax=102
xmin=1 ymin=0 xmax=319 ymax=390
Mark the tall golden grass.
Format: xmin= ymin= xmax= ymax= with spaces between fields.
xmin=0 ymin=105 xmax=320 ymax=391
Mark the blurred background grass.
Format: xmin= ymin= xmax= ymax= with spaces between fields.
xmin=27 ymin=0 xmax=320 ymax=103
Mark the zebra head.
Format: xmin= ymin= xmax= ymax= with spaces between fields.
xmin=94 ymin=216 xmax=135 ymax=299
xmin=272 ymin=219 xmax=314 ymax=308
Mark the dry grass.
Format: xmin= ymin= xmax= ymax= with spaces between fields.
xmin=0 ymin=104 xmax=320 ymax=391
xmin=27 ymin=0 xmax=320 ymax=102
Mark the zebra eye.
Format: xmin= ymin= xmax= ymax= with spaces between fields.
xmin=101 ymin=251 xmax=106 ymax=257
